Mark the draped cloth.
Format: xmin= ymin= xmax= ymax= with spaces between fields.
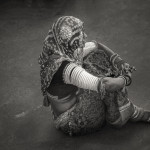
xmin=38 ymin=16 xmax=85 ymax=106
xmin=38 ymin=16 xmax=131 ymax=135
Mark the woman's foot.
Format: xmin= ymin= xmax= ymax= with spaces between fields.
xmin=130 ymin=105 xmax=150 ymax=123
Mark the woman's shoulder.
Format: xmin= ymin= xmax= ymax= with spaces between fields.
xmin=84 ymin=41 xmax=97 ymax=50
xmin=83 ymin=41 xmax=98 ymax=57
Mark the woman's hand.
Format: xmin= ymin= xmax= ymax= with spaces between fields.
xmin=102 ymin=77 xmax=125 ymax=92
xmin=122 ymin=63 xmax=130 ymax=72
xmin=120 ymin=63 xmax=136 ymax=75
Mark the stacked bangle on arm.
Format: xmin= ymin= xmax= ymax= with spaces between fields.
xmin=119 ymin=74 xmax=132 ymax=86
xmin=110 ymin=53 xmax=119 ymax=64
xmin=124 ymin=74 xmax=132 ymax=86
xmin=92 ymin=42 xmax=126 ymax=70
xmin=110 ymin=53 xmax=125 ymax=68
xmin=115 ymin=59 xmax=125 ymax=68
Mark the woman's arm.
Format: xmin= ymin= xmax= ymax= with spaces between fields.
xmin=95 ymin=42 xmax=125 ymax=69
xmin=83 ymin=41 xmax=124 ymax=68
xmin=96 ymin=42 xmax=118 ymax=58
xmin=89 ymin=41 xmax=136 ymax=74
xmin=63 ymin=63 xmax=128 ymax=93
xmin=83 ymin=41 xmax=120 ymax=59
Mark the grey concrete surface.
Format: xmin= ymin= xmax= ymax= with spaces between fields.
xmin=0 ymin=0 xmax=150 ymax=150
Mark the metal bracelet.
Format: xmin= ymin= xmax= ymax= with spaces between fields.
xmin=124 ymin=74 xmax=132 ymax=86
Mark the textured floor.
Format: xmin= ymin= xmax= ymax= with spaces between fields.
xmin=0 ymin=0 xmax=150 ymax=150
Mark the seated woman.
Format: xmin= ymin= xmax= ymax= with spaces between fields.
xmin=38 ymin=16 xmax=150 ymax=136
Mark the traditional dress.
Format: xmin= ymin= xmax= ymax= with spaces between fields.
xmin=38 ymin=16 xmax=150 ymax=136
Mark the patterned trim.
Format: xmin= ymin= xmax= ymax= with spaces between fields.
xmin=47 ymin=92 xmax=73 ymax=103
xmin=119 ymin=101 xmax=131 ymax=112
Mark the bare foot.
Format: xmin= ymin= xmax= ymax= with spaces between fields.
xmin=130 ymin=105 xmax=150 ymax=123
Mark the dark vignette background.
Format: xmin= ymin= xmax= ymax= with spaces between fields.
xmin=0 ymin=0 xmax=150 ymax=150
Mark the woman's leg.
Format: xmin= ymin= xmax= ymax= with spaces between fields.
xmin=104 ymin=88 xmax=150 ymax=127
xmin=103 ymin=89 xmax=133 ymax=127
xmin=83 ymin=49 xmax=150 ymax=127
xmin=130 ymin=105 xmax=150 ymax=122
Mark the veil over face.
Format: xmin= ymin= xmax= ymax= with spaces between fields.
xmin=38 ymin=16 xmax=86 ymax=104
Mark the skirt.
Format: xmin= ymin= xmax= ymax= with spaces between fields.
xmin=53 ymin=49 xmax=130 ymax=136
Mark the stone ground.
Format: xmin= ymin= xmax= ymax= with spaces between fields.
xmin=0 ymin=0 xmax=150 ymax=150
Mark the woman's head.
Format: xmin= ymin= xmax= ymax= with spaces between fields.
xmin=52 ymin=16 xmax=87 ymax=60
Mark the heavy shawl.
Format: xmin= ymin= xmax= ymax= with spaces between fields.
xmin=38 ymin=16 xmax=84 ymax=106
